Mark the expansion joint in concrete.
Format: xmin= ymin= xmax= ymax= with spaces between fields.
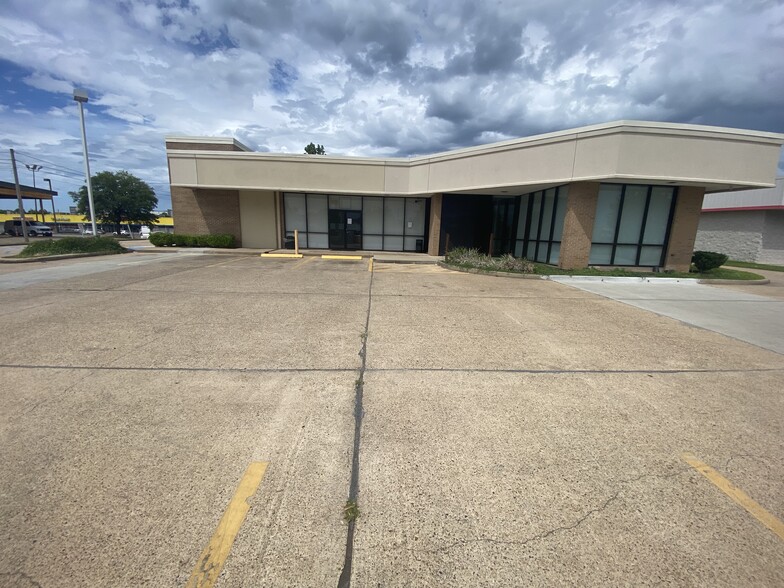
xmin=337 ymin=264 xmax=374 ymax=588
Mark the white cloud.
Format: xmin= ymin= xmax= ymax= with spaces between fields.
xmin=0 ymin=0 xmax=782 ymax=210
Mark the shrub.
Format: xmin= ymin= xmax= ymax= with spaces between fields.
xmin=149 ymin=232 xmax=171 ymax=246
xmin=692 ymin=250 xmax=728 ymax=272
xmin=149 ymin=232 xmax=236 ymax=248
xmin=18 ymin=236 xmax=127 ymax=258
xmin=444 ymin=247 xmax=535 ymax=273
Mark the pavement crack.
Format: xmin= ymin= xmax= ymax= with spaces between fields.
xmin=337 ymin=264 xmax=374 ymax=588
xmin=416 ymin=468 xmax=688 ymax=557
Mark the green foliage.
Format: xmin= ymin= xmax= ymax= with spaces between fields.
xmin=149 ymin=232 xmax=236 ymax=248
xmin=445 ymin=247 xmax=535 ymax=273
xmin=69 ymin=171 xmax=158 ymax=230
xmin=18 ymin=237 xmax=127 ymax=258
xmin=343 ymin=499 xmax=360 ymax=522
xmin=692 ymin=250 xmax=729 ymax=272
xmin=304 ymin=142 xmax=326 ymax=155
xmin=724 ymin=260 xmax=784 ymax=272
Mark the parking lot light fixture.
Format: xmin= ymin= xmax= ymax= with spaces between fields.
xmin=73 ymin=88 xmax=98 ymax=236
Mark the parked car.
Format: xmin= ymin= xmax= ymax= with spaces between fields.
xmin=4 ymin=219 xmax=52 ymax=237
xmin=139 ymin=226 xmax=151 ymax=239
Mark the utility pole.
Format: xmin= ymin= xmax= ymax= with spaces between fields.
xmin=44 ymin=178 xmax=58 ymax=233
xmin=25 ymin=163 xmax=42 ymax=221
xmin=9 ymin=149 xmax=29 ymax=242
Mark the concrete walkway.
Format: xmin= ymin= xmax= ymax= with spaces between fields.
xmin=551 ymin=277 xmax=784 ymax=354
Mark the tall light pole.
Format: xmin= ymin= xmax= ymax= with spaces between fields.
xmin=25 ymin=163 xmax=42 ymax=221
xmin=44 ymin=178 xmax=59 ymax=233
xmin=74 ymin=88 xmax=98 ymax=236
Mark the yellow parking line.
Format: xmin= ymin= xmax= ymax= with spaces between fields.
xmin=368 ymin=258 xmax=374 ymax=272
xmin=292 ymin=256 xmax=316 ymax=269
xmin=682 ymin=453 xmax=784 ymax=541
xmin=186 ymin=462 xmax=269 ymax=588
xmin=321 ymin=254 xmax=363 ymax=260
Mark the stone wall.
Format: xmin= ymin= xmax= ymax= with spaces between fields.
xmin=694 ymin=210 xmax=764 ymax=262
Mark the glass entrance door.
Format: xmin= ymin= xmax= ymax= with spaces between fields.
xmin=328 ymin=210 xmax=362 ymax=250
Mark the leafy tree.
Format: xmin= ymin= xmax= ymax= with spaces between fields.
xmin=70 ymin=171 xmax=158 ymax=232
xmin=304 ymin=142 xmax=326 ymax=155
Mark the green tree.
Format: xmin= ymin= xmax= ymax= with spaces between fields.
xmin=304 ymin=142 xmax=326 ymax=155
xmin=70 ymin=171 xmax=158 ymax=231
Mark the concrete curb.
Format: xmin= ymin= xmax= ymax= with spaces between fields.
xmin=439 ymin=262 xmax=771 ymax=285
xmin=0 ymin=250 xmax=130 ymax=264
xmin=438 ymin=261 xmax=546 ymax=279
xmin=697 ymin=278 xmax=770 ymax=285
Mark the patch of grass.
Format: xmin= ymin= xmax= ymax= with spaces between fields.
xmin=343 ymin=499 xmax=360 ymax=522
xmin=531 ymin=264 xmax=763 ymax=280
xmin=442 ymin=248 xmax=764 ymax=281
xmin=725 ymin=260 xmax=784 ymax=272
xmin=17 ymin=236 xmax=127 ymax=258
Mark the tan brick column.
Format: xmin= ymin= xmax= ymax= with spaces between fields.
xmin=664 ymin=186 xmax=705 ymax=271
xmin=171 ymin=187 xmax=242 ymax=241
xmin=427 ymin=193 xmax=443 ymax=255
xmin=558 ymin=182 xmax=600 ymax=269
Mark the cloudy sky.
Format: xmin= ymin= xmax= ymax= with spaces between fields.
xmin=1 ymin=0 xmax=783 ymax=211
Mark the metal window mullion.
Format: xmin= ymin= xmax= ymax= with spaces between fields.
xmin=546 ymin=188 xmax=560 ymax=264
xmin=636 ymin=186 xmax=653 ymax=266
xmin=523 ymin=194 xmax=534 ymax=259
xmin=660 ymin=187 xmax=678 ymax=267
xmin=611 ymin=185 xmax=626 ymax=265
xmin=534 ymin=191 xmax=546 ymax=261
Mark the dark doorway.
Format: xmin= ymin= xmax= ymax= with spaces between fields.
xmin=328 ymin=209 xmax=363 ymax=250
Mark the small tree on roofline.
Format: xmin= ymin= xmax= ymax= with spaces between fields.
xmin=304 ymin=142 xmax=326 ymax=155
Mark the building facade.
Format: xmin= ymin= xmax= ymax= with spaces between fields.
xmin=695 ymin=178 xmax=784 ymax=264
xmin=166 ymin=121 xmax=783 ymax=270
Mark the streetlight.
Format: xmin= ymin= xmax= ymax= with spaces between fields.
xmin=44 ymin=178 xmax=59 ymax=233
xmin=25 ymin=163 xmax=42 ymax=221
xmin=73 ymin=88 xmax=98 ymax=236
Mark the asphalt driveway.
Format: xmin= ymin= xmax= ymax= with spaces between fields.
xmin=1 ymin=253 xmax=782 ymax=587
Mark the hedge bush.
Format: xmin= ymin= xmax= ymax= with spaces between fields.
xmin=692 ymin=250 xmax=728 ymax=272
xmin=148 ymin=232 xmax=236 ymax=248
xmin=18 ymin=236 xmax=127 ymax=258
xmin=445 ymin=247 xmax=535 ymax=273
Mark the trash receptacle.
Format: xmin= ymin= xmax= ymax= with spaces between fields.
xmin=416 ymin=239 xmax=424 ymax=253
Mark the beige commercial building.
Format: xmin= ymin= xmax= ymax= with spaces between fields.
xmin=166 ymin=121 xmax=784 ymax=270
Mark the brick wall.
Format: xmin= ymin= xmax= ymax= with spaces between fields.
xmin=171 ymin=187 xmax=242 ymax=241
xmin=558 ymin=182 xmax=600 ymax=269
xmin=427 ymin=193 xmax=442 ymax=255
xmin=664 ymin=186 xmax=705 ymax=271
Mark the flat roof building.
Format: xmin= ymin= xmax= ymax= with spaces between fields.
xmin=695 ymin=177 xmax=784 ymax=264
xmin=166 ymin=120 xmax=784 ymax=270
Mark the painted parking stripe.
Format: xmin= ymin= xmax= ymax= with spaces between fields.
xmin=292 ymin=256 xmax=317 ymax=269
xmin=186 ymin=462 xmax=269 ymax=588
xmin=322 ymin=254 xmax=363 ymax=260
xmin=682 ymin=453 xmax=784 ymax=541
xmin=260 ymin=253 xmax=303 ymax=258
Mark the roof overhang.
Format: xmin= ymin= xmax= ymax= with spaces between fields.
xmin=167 ymin=120 xmax=784 ymax=196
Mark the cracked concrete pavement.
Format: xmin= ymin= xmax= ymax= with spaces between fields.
xmin=1 ymin=253 xmax=783 ymax=586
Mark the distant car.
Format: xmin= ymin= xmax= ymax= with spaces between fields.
xmin=139 ymin=226 xmax=151 ymax=239
xmin=4 ymin=219 xmax=52 ymax=237
xmin=111 ymin=228 xmax=130 ymax=236
xmin=82 ymin=227 xmax=104 ymax=235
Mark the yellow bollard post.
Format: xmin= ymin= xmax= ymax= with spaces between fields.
xmin=294 ymin=229 xmax=299 ymax=255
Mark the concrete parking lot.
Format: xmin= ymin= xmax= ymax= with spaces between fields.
xmin=1 ymin=253 xmax=782 ymax=587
